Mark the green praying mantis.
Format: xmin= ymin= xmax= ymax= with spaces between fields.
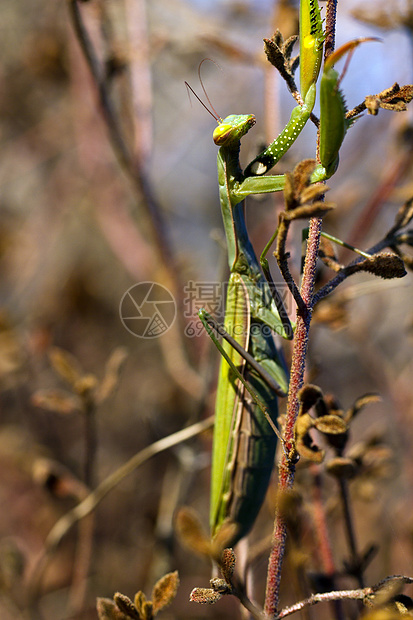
xmin=189 ymin=0 xmax=379 ymax=547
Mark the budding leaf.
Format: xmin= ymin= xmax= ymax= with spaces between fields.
xmin=190 ymin=588 xmax=223 ymax=604
xmin=113 ymin=593 xmax=140 ymax=619
xmin=151 ymin=571 xmax=179 ymax=614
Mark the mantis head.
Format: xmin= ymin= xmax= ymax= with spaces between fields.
xmin=213 ymin=114 xmax=256 ymax=147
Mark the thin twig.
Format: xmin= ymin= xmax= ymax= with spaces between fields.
xmin=277 ymin=575 xmax=413 ymax=618
xmin=68 ymin=513 xmax=95 ymax=613
xmin=276 ymin=585 xmax=370 ymax=619
xmin=313 ymin=234 xmax=397 ymax=304
xmin=338 ymin=478 xmax=364 ymax=589
xmin=231 ymin=574 xmax=268 ymax=620
xmin=261 ymin=260 xmax=294 ymax=339
xmin=26 ymin=416 xmax=214 ymax=606
xmin=347 ymin=144 xmax=413 ymax=249
xmin=83 ymin=401 xmax=97 ymax=488
xmin=275 ymin=217 xmax=308 ymax=318
xmin=67 ymin=0 xmax=202 ymax=399
xmin=67 ymin=0 xmax=176 ymax=275
xmin=311 ymin=468 xmax=345 ymax=620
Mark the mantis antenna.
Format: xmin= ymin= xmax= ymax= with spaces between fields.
xmin=185 ymin=58 xmax=223 ymax=122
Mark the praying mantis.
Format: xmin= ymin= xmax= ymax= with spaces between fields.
xmin=192 ymin=0 xmax=378 ymax=546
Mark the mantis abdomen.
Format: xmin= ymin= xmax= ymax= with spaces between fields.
xmin=210 ymin=274 xmax=284 ymax=545
xmin=219 ymin=363 xmax=279 ymax=544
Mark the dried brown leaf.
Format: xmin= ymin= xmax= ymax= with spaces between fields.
xmin=346 ymin=253 xmax=406 ymax=279
xmin=74 ymin=374 xmax=99 ymax=399
xmin=264 ymin=34 xmax=289 ymax=77
xmin=301 ymin=183 xmax=330 ymax=204
xmin=97 ymin=347 xmax=128 ymax=403
xmin=313 ymin=298 xmax=349 ymax=328
xmin=293 ymin=159 xmax=318 ymax=192
xmin=263 ymin=30 xmax=298 ymax=83
xmin=175 ymin=507 xmax=211 ymax=557
xmin=283 ymin=202 xmax=334 ymax=221
xmin=283 ymin=35 xmax=299 ymax=60
xmin=297 ymin=384 xmax=323 ymax=414
xmin=313 ymin=414 xmax=348 ymax=435
xmin=31 ymin=389 xmax=81 ymax=414
xmin=296 ymin=438 xmax=325 ymax=463
xmin=314 ymin=395 xmax=331 ymax=418
xmin=283 ymin=171 xmax=296 ymax=209
xmin=345 ymin=393 xmax=381 ymax=423
xmin=134 ymin=592 xmax=146 ymax=617
xmin=395 ymin=252 xmax=413 ymax=271
xmin=49 ymin=347 xmax=83 ymax=387
xmin=365 ymin=83 xmax=413 ymax=115
xmin=211 ymin=521 xmax=239 ymax=558
xmin=97 ymin=598 xmax=129 ymax=620
xmin=372 ymin=577 xmax=412 ymax=608
xmin=113 ymin=593 xmax=140 ymax=619
xmin=383 ymin=83 xmax=413 ymax=108
xmin=326 ymin=457 xmax=357 ymax=479
xmin=151 ymin=571 xmax=179 ymax=614
xmin=141 ymin=602 xmax=153 ymax=620
xmin=295 ymin=412 xmax=325 ymax=462
xmin=31 ymin=457 xmax=87 ymax=499
xmin=295 ymin=412 xmax=314 ymax=437
xmin=276 ymin=489 xmax=303 ymax=525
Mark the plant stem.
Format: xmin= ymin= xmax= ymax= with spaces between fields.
xmin=338 ymin=478 xmax=365 ymax=588
xmin=324 ymin=0 xmax=338 ymax=60
xmin=264 ymin=217 xmax=322 ymax=616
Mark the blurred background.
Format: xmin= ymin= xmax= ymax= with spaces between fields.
xmin=0 ymin=0 xmax=412 ymax=618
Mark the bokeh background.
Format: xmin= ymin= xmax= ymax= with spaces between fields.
xmin=0 ymin=0 xmax=412 ymax=618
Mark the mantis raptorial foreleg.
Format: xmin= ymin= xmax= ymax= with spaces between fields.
xmin=318 ymin=37 xmax=380 ymax=177
xmin=243 ymin=0 xmax=324 ymax=178
xmin=200 ymin=309 xmax=287 ymax=398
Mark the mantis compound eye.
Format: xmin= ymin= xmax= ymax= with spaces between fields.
xmin=213 ymin=123 xmax=234 ymax=146
xmin=213 ymin=114 xmax=256 ymax=146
